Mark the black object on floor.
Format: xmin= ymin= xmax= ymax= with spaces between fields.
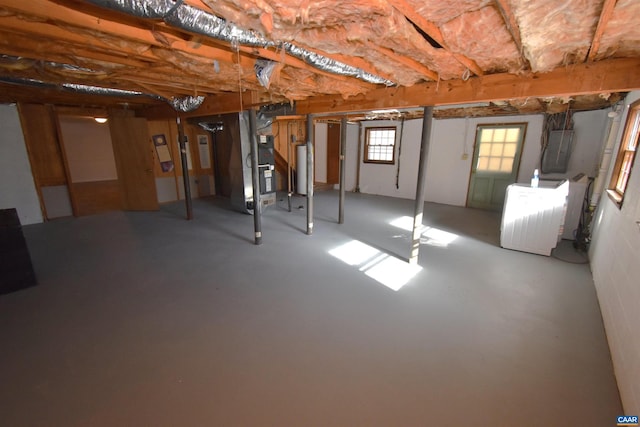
xmin=0 ymin=208 xmax=37 ymax=295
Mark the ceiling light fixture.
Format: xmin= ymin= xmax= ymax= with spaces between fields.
xmin=94 ymin=117 xmax=108 ymax=124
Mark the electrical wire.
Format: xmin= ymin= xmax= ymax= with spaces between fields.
xmin=573 ymin=177 xmax=595 ymax=252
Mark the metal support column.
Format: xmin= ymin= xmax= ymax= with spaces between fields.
xmin=409 ymin=106 xmax=433 ymax=265
xmin=176 ymin=116 xmax=193 ymax=220
xmin=306 ymin=114 xmax=314 ymax=235
xmin=338 ymin=116 xmax=347 ymax=224
xmin=288 ymin=130 xmax=294 ymax=213
xmin=248 ymin=109 xmax=262 ymax=245
xmin=355 ymin=122 xmax=363 ymax=193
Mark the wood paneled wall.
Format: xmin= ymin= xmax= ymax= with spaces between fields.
xmin=147 ymin=118 xmax=215 ymax=200
xmin=17 ymin=103 xmax=67 ymax=187
xmin=271 ymin=118 xmax=307 ymax=191
xmin=17 ymin=103 xmax=69 ymax=219
xmin=71 ymin=180 xmax=121 ymax=216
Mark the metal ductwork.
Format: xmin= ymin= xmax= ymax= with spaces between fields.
xmin=169 ymin=95 xmax=205 ymax=112
xmin=282 ymin=43 xmax=392 ymax=86
xmin=83 ymin=0 xmax=394 ymax=86
xmin=0 ymin=76 xmax=158 ymax=98
xmin=0 ymin=70 xmax=203 ymax=113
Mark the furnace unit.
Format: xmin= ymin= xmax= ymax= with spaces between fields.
xmin=257 ymin=134 xmax=276 ymax=204
xmin=229 ymin=111 xmax=276 ymax=214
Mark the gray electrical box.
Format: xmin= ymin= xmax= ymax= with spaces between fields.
xmin=542 ymin=130 xmax=574 ymax=173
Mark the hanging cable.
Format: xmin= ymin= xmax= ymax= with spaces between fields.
xmin=395 ymin=116 xmax=405 ymax=189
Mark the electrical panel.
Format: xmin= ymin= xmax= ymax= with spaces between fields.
xmin=542 ymin=130 xmax=574 ymax=173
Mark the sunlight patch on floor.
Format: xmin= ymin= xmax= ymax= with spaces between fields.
xmin=389 ymin=216 xmax=459 ymax=247
xmin=329 ymin=240 xmax=422 ymax=291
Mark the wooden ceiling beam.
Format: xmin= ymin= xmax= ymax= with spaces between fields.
xmin=386 ymin=0 xmax=484 ymax=76
xmin=0 ymin=3 xmax=245 ymax=66
xmin=176 ymin=0 xmax=388 ymax=85
xmin=0 ymin=31 xmax=244 ymax=95
xmin=0 ymin=50 xmax=258 ymax=99
xmin=0 ymin=82 xmax=160 ymax=106
xmin=0 ymin=0 xmax=357 ymax=89
xmin=0 ymin=29 xmax=152 ymax=70
xmin=115 ymin=72 xmax=261 ymax=95
xmin=372 ymin=45 xmax=438 ymax=81
xmin=151 ymin=21 xmax=371 ymax=85
xmin=296 ymin=58 xmax=640 ymax=114
xmin=587 ymin=0 xmax=617 ymax=61
xmin=140 ymin=91 xmax=273 ymax=120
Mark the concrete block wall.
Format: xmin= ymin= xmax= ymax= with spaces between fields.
xmin=590 ymin=91 xmax=640 ymax=414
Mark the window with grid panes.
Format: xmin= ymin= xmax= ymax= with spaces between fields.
xmin=476 ymin=126 xmax=521 ymax=173
xmin=364 ymin=127 xmax=396 ymax=164
xmin=608 ymin=100 xmax=640 ymax=206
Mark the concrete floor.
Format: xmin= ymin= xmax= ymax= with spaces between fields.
xmin=0 ymin=191 xmax=622 ymax=426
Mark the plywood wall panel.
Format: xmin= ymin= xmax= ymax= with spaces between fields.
xmin=109 ymin=116 xmax=159 ymax=211
xmin=71 ymin=180 xmax=122 ymax=216
xmin=17 ymin=103 xmax=66 ymax=187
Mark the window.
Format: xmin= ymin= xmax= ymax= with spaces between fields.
xmin=475 ymin=125 xmax=523 ymax=173
xmin=609 ymin=100 xmax=640 ymax=205
xmin=364 ymin=127 xmax=396 ymax=164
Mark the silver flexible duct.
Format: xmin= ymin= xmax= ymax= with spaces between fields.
xmin=0 ymin=76 xmax=57 ymax=89
xmin=1 ymin=55 xmax=205 ymax=112
xmin=62 ymin=83 xmax=154 ymax=98
xmin=283 ymin=43 xmax=393 ymax=86
xmin=84 ymin=0 xmax=393 ymax=85
xmin=169 ymin=95 xmax=205 ymax=112
xmin=1 ymin=76 xmax=203 ymax=112
xmin=46 ymin=63 xmax=99 ymax=73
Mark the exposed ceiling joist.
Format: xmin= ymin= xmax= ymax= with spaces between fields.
xmin=0 ymin=2 xmax=241 ymax=66
xmin=494 ymin=0 xmax=528 ymax=69
xmin=0 ymin=0 xmax=368 ymax=97
xmin=587 ymin=0 xmax=618 ymax=62
xmin=296 ymin=58 xmax=640 ymax=114
xmin=0 ymin=0 xmax=638 ymax=114
xmin=387 ymin=0 xmax=483 ymax=77
xmin=0 ymin=18 xmax=153 ymax=67
xmin=372 ymin=46 xmax=439 ymax=81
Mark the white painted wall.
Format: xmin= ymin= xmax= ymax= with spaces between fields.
xmin=344 ymin=124 xmax=360 ymax=191
xmin=315 ymin=123 xmax=327 ymax=183
xmin=356 ymin=120 xmax=419 ymax=199
xmin=425 ymin=115 xmax=544 ymax=206
xmin=58 ymin=117 xmax=118 ymax=183
xmin=41 ymin=186 xmax=73 ymax=218
xmin=335 ymin=111 xmax=607 ymax=207
xmin=155 ymin=177 xmax=178 ymax=203
xmin=590 ymin=91 xmax=640 ymax=414
xmin=0 ymin=104 xmax=43 ymax=225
